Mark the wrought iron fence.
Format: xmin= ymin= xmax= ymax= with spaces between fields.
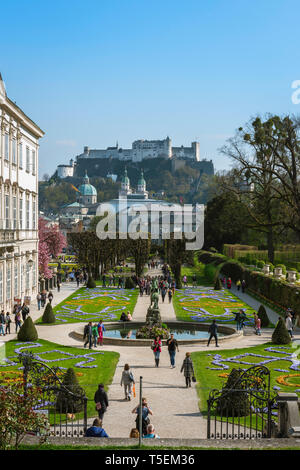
xmin=19 ymin=351 xmax=88 ymax=437
xmin=207 ymin=366 xmax=277 ymax=439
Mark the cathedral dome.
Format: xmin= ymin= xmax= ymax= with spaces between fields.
xmin=78 ymin=171 xmax=97 ymax=196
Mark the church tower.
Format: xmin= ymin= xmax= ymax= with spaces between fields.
xmin=119 ymin=168 xmax=132 ymax=197
xmin=137 ymin=170 xmax=148 ymax=199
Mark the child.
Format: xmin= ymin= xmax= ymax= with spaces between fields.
xmin=256 ymin=317 xmax=261 ymax=336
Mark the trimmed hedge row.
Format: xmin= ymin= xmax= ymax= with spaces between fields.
xmin=198 ymin=250 xmax=300 ymax=314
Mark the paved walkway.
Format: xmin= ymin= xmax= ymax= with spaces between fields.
xmin=0 ymin=281 xmax=79 ymax=343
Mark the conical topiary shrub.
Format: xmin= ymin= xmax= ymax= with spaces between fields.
xmin=42 ymin=302 xmax=55 ymax=324
xmin=214 ymin=277 xmax=222 ymax=290
xmin=17 ymin=316 xmax=38 ymax=342
xmin=272 ymin=317 xmax=291 ymax=344
xmin=125 ymin=277 xmax=135 ymax=289
xmin=216 ymin=368 xmax=250 ymax=417
xmin=56 ymin=368 xmax=85 ymax=413
xmin=257 ymin=305 xmax=269 ymax=328
xmin=86 ymin=275 xmax=96 ymax=289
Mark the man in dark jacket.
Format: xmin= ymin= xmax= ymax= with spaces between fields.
xmin=83 ymin=322 xmax=93 ymax=349
xmin=207 ymin=320 xmax=219 ymax=347
xmin=94 ymin=384 xmax=109 ymax=421
xmin=166 ymin=334 xmax=179 ymax=368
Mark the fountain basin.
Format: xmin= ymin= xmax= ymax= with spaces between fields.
xmin=71 ymin=321 xmax=242 ymax=346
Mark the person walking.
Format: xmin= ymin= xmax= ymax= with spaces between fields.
xmin=183 ymin=275 xmax=188 ymax=288
xmin=41 ymin=292 xmax=47 ymax=308
xmin=36 ymin=293 xmax=41 ymax=310
xmin=227 ymin=277 xmax=232 ymax=289
xmin=241 ymin=279 xmax=246 ymax=293
xmin=192 ymin=274 xmax=197 ymax=288
xmin=92 ymin=323 xmax=99 ymax=348
xmin=5 ymin=312 xmax=11 ymax=335
xmin=161 ymin=286 xmax=166 ymax=303
xmin=0 ymin=311 xmax=5 ymax=336
xmin=57 ymin=280 xmax=61 ymax=293
xmin=236 ymin=279 xmax=241 ymax=291
xmin=286 ymin=314 xmax=294 ymax=339
xmin=256 ymin=316 xmax=262 ymax=336
xmin=48 ymin=291 xmax=54 ymax=304
xmin=15 ymin=310 xmax=22 ymax=333
xmin=94 ymin=384 xmax=109 ymax=422
xmin=97 ymin=320 xmax=106 ymax=346
xmin=83 ymin=322 xmax=93 ymax=349
xmin=152 ymin=336 xmax=162 ymax=367
xmin=207 ymin=319 xmax=219 ymax=347
xmin=180 ymin=352 xmax=195 ymax=388
xmin=120 ymin=364 xmax=135 ymax=401
xmin=168 ymin=288 xmax=173 ymax=303
xmin=21 ymin=303 xmax=29 ymax=322
xmin=166 ymin=333 xmax=179 ymax=369
xmin=132 ymin=398 xmax=153 ymax=436
xmin=233 ymin=310 xmax=241 ymax=331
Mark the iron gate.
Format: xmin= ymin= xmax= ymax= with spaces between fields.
xmin=207 ymin=366 xmax=277 ymax=439
xmin=19 ymin=351 xmax=88 ymax=437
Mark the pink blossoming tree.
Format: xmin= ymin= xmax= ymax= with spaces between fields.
xmin=38 ymin=217 xmax=67 ymax=279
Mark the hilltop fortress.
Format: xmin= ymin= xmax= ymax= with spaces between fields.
xmin=56 ymin=136 xmax=214 ymax=179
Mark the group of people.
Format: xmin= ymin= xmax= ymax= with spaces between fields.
xmin=36 ymin=291 xmax=54 ymax=310
xmin=101 ymin=273 xmax=125 ymax=288
xmin=83 ymin=320 xmax=106 ymax=349
xmin=0 ymin=303 xmax=31 ymax=335
xmin=221 ymin=277 xmax=246 ymax=292
xmin=285 ymin=308 xmax=296 ymax=338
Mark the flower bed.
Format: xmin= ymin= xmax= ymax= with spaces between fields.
xmin=37 ymin=287 xmax=139 ymax=325
xmin=173 ymin=287 xmax=256 ymax=325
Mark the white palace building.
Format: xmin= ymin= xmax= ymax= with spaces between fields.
xmin=0 ymin=74 xmax=44 ymax=311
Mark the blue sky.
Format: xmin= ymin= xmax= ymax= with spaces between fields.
xmin=1 ymin=0 xmax=300 ymax=177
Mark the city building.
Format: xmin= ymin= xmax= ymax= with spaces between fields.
xmin=59 ymin=171 xmax=98 ymax=233
xmin=0 ymin=73 xmax=44 ymax=310
xmin=57 ymin=159 xmax=75 ymax=178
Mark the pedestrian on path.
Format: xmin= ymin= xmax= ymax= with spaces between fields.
xmin=256 ymin=316 xmax=262 ymax=336
xmin=0 ymin=311 xmax=5 ymax=336
xmin=161 ymin=286 xmax=166 ymax=303
xmin=36 ymin=293 xmax=41 ymax=310
xmin=207 ymin=319 xmax=219 ymax=347
xmin=83 ymin=322 xmax=93 ymax=349
xmin=192 ymin=275 xmax=197 ymax=288
xmin=94 ymin=384 xmax=109 ymax=422
xmin=41 ymin=292 xmax=47 ymax=308
xmin=97 ymin=320 xmax=106 ymax=346
xmin=48 ymin=291 xmax=54 ymax=304
xmin=241 ymin=279 xmax=246 ymax=293
xmin=236 ymin=279 xmax=241 ymax=291
xmin=132 ymin=398 xmax=153 ymax=436
xmin=92 ymin=323 xmax=99 ymax=347
xmin=180 ymin=352 xmax=195 ymax=388
xmin=21 ymin=303 xmax=29 ymax=322
xmin=57 ymin=280 xmax=61 ymax=292
xmin=286 ymin=314 xmax=294 ymax=339
xmin=166 ymin=333 xmax=179 ymax=368
xmin=15 ymin=311 xmax=21 ymax=333
xmin=120 ymin=363 xmax=135 ymax=401
xmin=233 ymin=310 xmax=241 ymax=331
xmin=227 ymin=277 xmax=232 ymax=289
xmin=152 ymin=336 xmax=162 ymax=367
xmin=168 ymin=289 xmax=173 ymax=303
xmin=5 ymin=312 xmax=11 ymax=334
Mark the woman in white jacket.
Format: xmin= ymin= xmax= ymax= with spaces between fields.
xmin=120 ymin=364 xmax=135 ymax=401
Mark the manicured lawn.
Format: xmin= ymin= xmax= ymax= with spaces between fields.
xmin=0 ymin=339 xmax=119 ymax=421
xmin=191 ymin=341 xmax=299 ymax=424
xmin=173 ymin=287 xmax=257 ymax=325
xmin=36 ymin=287 xmax=139 ymax=325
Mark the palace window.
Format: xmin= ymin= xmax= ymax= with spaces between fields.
xmin=13 ymin=197 xmax=17 ymax=229
xmin=6 ymin=265 xmax=11 ymax=300
xmin=26 ymin=198 xmax=30 ymax=229
xmin=14 ymin=264 xmax=18 ymax=297
xmin=19 ymin=143 xmax=23 ymax=169
xmin=0 ymin=267 xmax=3 ymax=303
xmin=5 ymin=195 xmax=10 ymax=229
xmin=4 ymin=134 xmax=9 ymax=160
xmin=26 ymin=147 xmax=30 ymax=172
xmin=19 ymin=195 xmax=23 ymax=229
xmin=32 ymin=150 xmax=36 ymax=174
xmin=12 ymin=139 xmax=17 ymax=164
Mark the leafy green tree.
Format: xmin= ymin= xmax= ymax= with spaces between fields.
xmin=272 ymin=317 xmax=291 ymax=344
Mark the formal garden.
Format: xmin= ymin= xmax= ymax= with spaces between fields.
xmin=0 ymin=339 xmax=119 ymax=420
xmin=173 ymin=287 xmax=257 ymax=325
xmin=36 ymin=287 xmax=139 ymax=325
